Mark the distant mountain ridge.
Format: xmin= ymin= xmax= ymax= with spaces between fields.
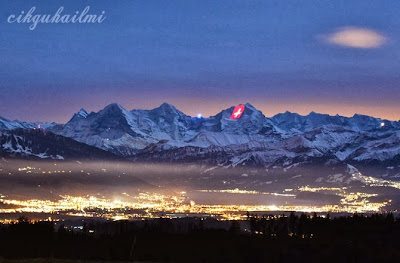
xmin=0 ymin=129 xmax=119 ymax=160
xmin=0 ymin=117 xmax=56 ymax=130
xmin=0 ymin=103 xmax=399 ymax=166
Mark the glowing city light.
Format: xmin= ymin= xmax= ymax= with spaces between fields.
xmin=0 ymin=187 xmax=390 ymax=221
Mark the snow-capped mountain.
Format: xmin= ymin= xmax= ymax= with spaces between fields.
xmin=1 ymin=103 xmax=399 ymax=167
xmin=0 ymin=116 xmax=56 ymax=130
xmin=69 ymin=108 xmax=89 ymax=122
xmin=43 ymin=103 xmax=400 ymax=166
xmin=49 ymin=103 xmax=197 ymax=156
xmin=47 ymin=103 xmax=280 ymax=156
xmin=270 ymin=111 xmax=399 ymax=133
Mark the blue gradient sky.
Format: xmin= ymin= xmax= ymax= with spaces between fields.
xmin=0 ymin=0 xmax=399 ymax=122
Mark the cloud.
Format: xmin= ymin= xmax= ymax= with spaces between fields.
xmin=324 ymin=27 xmax=387 ymax=49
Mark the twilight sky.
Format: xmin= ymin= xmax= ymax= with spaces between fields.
xmin=0 ymin=0 xmax=399 ymax=122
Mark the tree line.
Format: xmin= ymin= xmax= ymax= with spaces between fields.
xmin=0 ymin=213 xmax=399 ymax=262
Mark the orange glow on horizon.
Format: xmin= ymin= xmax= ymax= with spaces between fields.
xmin=9 ymin=97 xmax=400 ymax=123
xmin=152 ymin=98 xmax=400 ymax=121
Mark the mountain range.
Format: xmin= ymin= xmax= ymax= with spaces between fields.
xmin=0 ymin=103 xmax=399 ymax=169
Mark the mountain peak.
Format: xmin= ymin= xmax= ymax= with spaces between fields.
xmin=352 ymin=113 xmax=377 ymax=119
xmin=77 ymin=108 xmax=88 ymax=118
xmin=271 ymin=111 xmax=300 ymax=122
xmin=279 ymin=111 xmax=300 ymax=117
xmin=244 ymin=102 xmax=256 ymax=109
xmin=68 ymin=108 xmax=89 ymax=122
xmin=151 ymin=102 xmax=185 ymax=117
xmin=158 ymin=102 xmax=177 ymax=111
xmin=104 ymin=103 xmax=125 ymax=111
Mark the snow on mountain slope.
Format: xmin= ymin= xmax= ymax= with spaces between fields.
xmin=0 ymin=116 xmax=56 ymax=130
xmin=48 ymin=103 xmax=279 ymax=155
xmin=49 ymin=103 xmax=153 ymax=156
xmin=186 ymin=131 xmax=277 ymax=148
xmin=69 ymin=108 xmax=89 ymax=122
xmin=130 ymin=102 xmax=197 ymax=140
xmin=2 ymin=102 xmax=398 ymax=165
xmin=135 ymin=111 xmax=399 ymax=166
xmin=270 ymin=111 xmax=399 ymax=133
xmin=350 ymin=131 xmax=400 ymax=161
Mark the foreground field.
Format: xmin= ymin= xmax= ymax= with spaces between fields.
xmin=0 ymin=214 xmax=399 ymax=263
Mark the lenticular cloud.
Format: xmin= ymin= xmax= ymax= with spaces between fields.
xmin=324 ymin=27 xmax=387 ymax=49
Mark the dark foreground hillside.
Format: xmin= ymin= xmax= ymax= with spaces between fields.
xmin=0 ymin=214 xmax=399 ymax=263
xmin=0 ymin=129 xmax=120 ymax=160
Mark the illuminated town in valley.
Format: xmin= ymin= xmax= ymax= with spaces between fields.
xmin=0 ymin=181 xmax=394 ymax=223
xmin=0 ymin=162 xmax=398 ymax=223
xmin=0 ymin=190 xmax=391 ymax=223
